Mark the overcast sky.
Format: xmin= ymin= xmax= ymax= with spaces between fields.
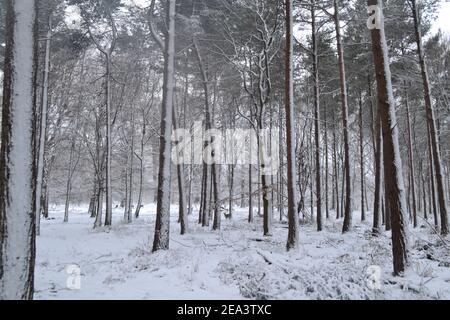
xmin=127 ymin=0 xmax=450 ymax=36
xmin=432 ymin=1 xmax=450 ymax=36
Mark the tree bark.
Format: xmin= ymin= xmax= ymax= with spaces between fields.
xmin=404 ymin=84 xmax=418 ymax=228
xmin=152 ymin=0 xmax=176 ymax=252
xmin=285 ymin=0 xmax=300 ymax=250
xmin=0 ymin=0 xmax=38 ymax=300
xmin=311 ymin=1 xmax=322 ymax=231
xmin=333 ymin=0 xmax=352 ymax=233
xmin=359 ymin=94 xmax=365 ymax=222
xmin=368 ymin=0 xmax=409 ymax=275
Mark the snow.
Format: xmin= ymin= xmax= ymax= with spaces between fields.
xmin=34 ymin=205 xmax=450 ymax=300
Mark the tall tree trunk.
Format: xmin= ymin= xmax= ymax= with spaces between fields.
xmin=64 ymin=139 xmax=76 ymax=223
xmin=285 ymin=0 xmax=300 ymax=250
xmin=359 ymin=94 xmax=365 ymax=222
xmin=152 ymin=0 xmax=176 ymax=252
xmin=404 ymin=85 xmax=417 ymax=228
xmin=278 ymin=105 xmax=284 ymax=221
xmin=228 ymin=165 xmax=234 ymax=219
xmin=0 ymin=0 xmax=38 ymax=300
xmin=173 ymin=108 xmax=187 ymax=235
xmin=126 ymin=113 xmax=135 ymax=223
xmin=410 ymin=0 xmax=448 ymax=235
xmin=427 ymin=125 xmax=439 ymax=229
xmin=372 ymin=106 xmax=382 ymax=235
xmin=311 ymin=1 xmax=322 ymax=232
xmin=333 ymin=119 xmax=340 ymax=220
xmin=248 ymin=164 xmax=253 ymax=223
xmin=35 ymin=15 xmax=52 ymax=235
xmin=368 ymin=0 xmax=409 ymax=275
xmin=134 ymin=116 xmax=145 ymax=219
xmin=333 ymin=0 xmax=352 ymax=233
xmin=104 ymin=55 xmax=113 ymax=226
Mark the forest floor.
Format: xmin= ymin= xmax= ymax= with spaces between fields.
xmin=34 ymin=204 xmax=450 ymax=300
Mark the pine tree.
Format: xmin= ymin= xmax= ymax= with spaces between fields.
xmin=368 ymin=0 xmax=409 ymax=275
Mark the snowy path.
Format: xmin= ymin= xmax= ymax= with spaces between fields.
xmin=34 ymin=205 xmax=450 ymax=300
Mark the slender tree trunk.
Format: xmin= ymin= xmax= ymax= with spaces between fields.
xmin=104 ymin=55 xmax=113 ymax=226
xmin=123 ymin=164 xmax=129 ymax=220
xmin=278 ymin=106 xmax=284 ymax=220
xmin=359 ymin=94 xmax=365 ymax=222
xmin=427 ymin=125 xmax=439 ymax=229
xmin=311 ymin=2 xmax=322 ymax=232
xmin=404 ymin=85 xmax=417 ymax=228
xmin=324 ymin=107 xmax=329 ymax=220
xmin=35 ymin=15 xmax=52 ymax=235
xmin=173 ymin=108 xmax=187 ymax=234
xmin=64 ymin=139 xmax=76 ymax=223
xmin=333 ymin=122 xmax=340 ymax=220
xmin=285 ymin=0 xmax=300 ymax=250
xmin=95 ymin=185 xmax=104 ymax=228
xmin=228 ymin=165 xmax=234 ymax=219
xmin=333 ymin=0 xmax=352 ymax=232
xmin=248 ymin=164 xmax=253 ymax=223
xmin=372 ymin=107 xmax=382 ymax=235
xmin=134 ymin=118 xmax=145 ymax=218
xmin=126 ymin=113 xmax=135 ymax=223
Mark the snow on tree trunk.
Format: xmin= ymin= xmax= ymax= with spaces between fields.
xmin=368 ymin=0 xmax=409 ymax=276
xmin=404 ymin=84 xmax=418 ymax=228
xmin=333 ymin=0 xmax=352 ymax=233
xmin=0 ymin=0 xmax=38 ymax=300
xmin=358 ymin=94 xmax=365 ymax=222
xmin=311 ymin=1 xmax=322 ymax=232
xmin=104 ymin=56 xmax=113 ymax=226
xmin=152 ymin=0 xmax=176 ymax=252
xmin=285 ymin=0 xmax=300 ymax=251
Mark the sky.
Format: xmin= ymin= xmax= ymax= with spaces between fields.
xmin=127 ymin=0 xmax=450 ymax=37
xmin=432 ymin=1 xmax=450 ymax=36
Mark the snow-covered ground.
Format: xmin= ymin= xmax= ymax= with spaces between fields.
xmin=34 ymin=205 xmax=450 ymax=300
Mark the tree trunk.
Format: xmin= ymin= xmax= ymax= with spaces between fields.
xmin=64 ymin=139 xmax=76 ymax=223
xmin=104 ymin=55 xmax=113 ymax=226
xmin=134 ymin=118 xmax=145 ymax=219
xmin=372 ymin=105 xmax=382 ymax=235
xmin=152 ymin=0 xmax=176 ymax=252
xmin=0 ymin=0 xmax=38 ymax=300
xmin=368 ymin=0 xmax=409 ymax=275
xmin=359 ymin=94 xmax=365 ymax=222
xmin=94 ymin=186 xmax=104 ymax=228
xmin=35 ymin=15 xmax=52 ymax=235
xmin=427 ymin=125 xmax=439 ymax=229
xmin=333 ymin=0 xmax=352 ymax=233
xmin=285 ymin=0 xmax=300 ymax=250
xmin=173 ymin=108 xmax=187 ymax=235
xmin=404 ymin=85 xmax=418 ymax=228
xmin=248 ymin=164 xmax=253 ymax=223
xmin=228 ymin=165 xmax=234 ymax=219
xmin=311 ymin=1 xmax=322 ymax=232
